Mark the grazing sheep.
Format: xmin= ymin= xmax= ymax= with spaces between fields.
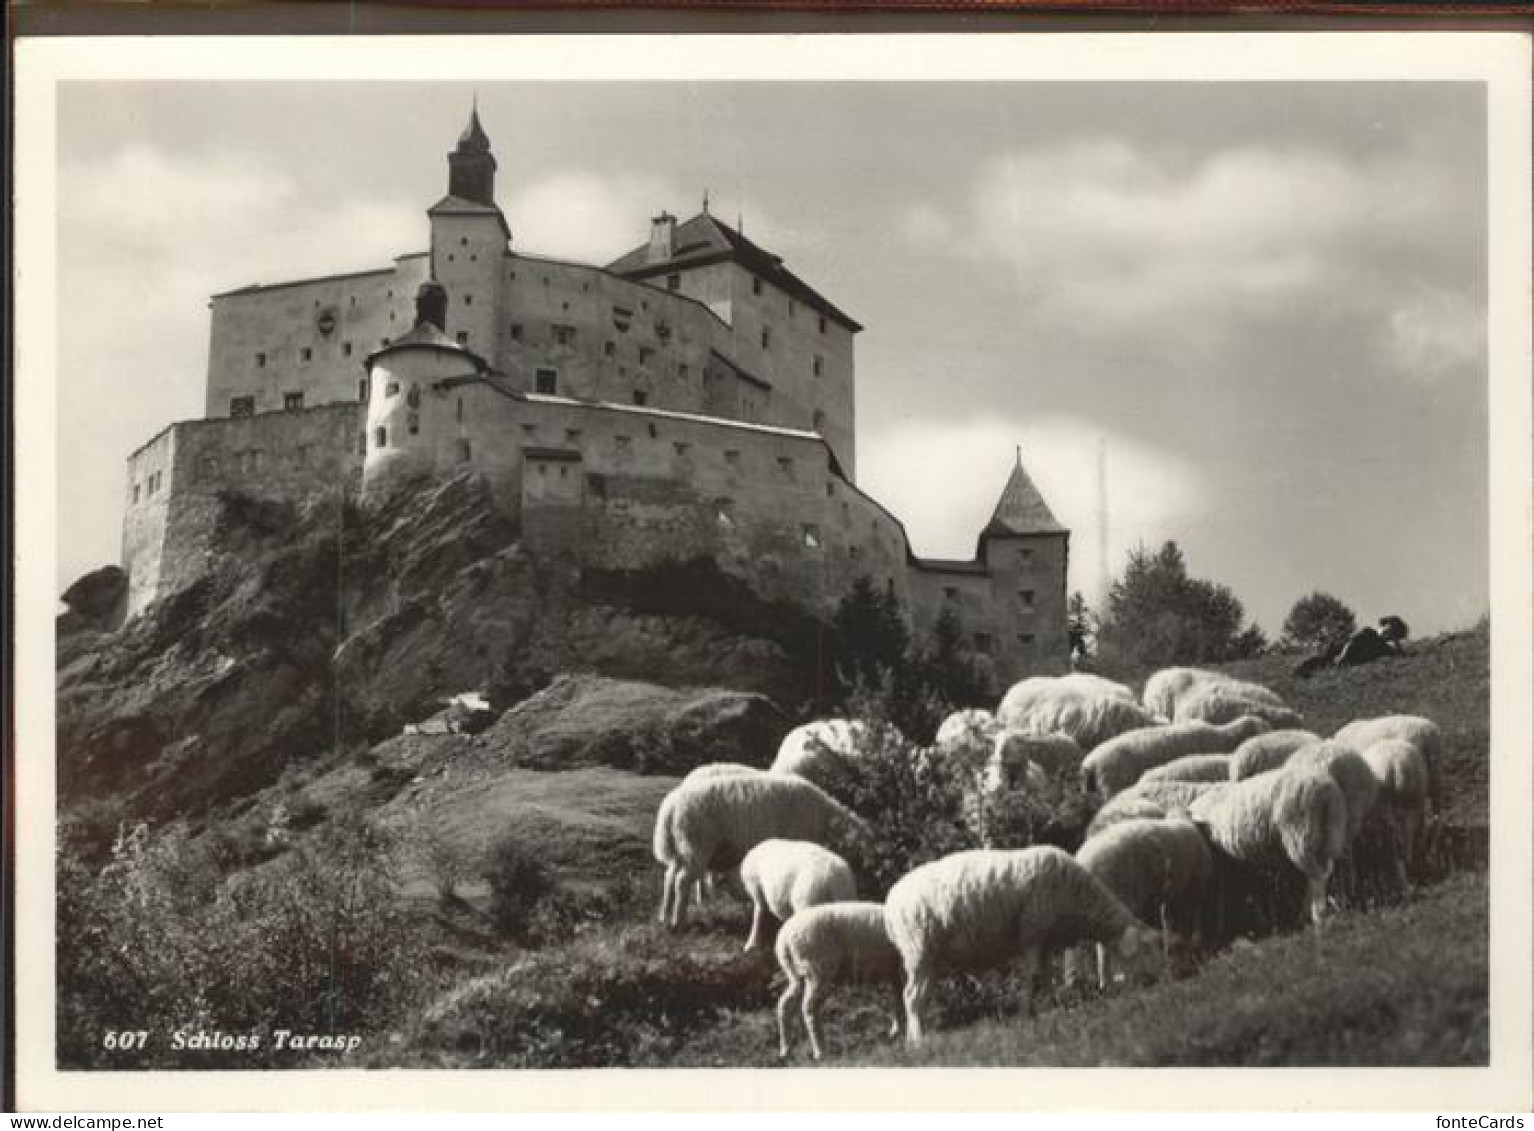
xmin=1189 ymin=767 xmax=1349 ymax=927
xmin=653 ymin=772 xmax=869 ymax=929
xmin=770 ymin=719 xmax=868 ymax=793
xmin=739 ymin=839 xmax=858 ymax=952
xmin=1356 ymin=738 xmax=1432 ymax=890
xmin=1333 ymin=715 xmax=1443 ymax=808
xmin=1229 ymin=730 xmax=1322 ymax=780
xmin=1175 ymin=685 xmax=1302 ymax=729
xmin=992 ymin=730 xmax=1084 ymax=782
xmin=998 ymin=689 xmax=1162 ymax=754
xmin=1141 ymin=667 xmax=1220 ymax=722
xmin=775 ymin=902 xmax=904 ymax=1060
xmin=1001 ymin=674 xmax=1136 ymax=716
xmin=1084 ymin=794 xmax=1170 ymax=839
xmin=662 ymin=762 xmax=765 ymax=906
xmin=1081 ymin=716 xmax=1270 ymax=798
xmin=1084 ymin=778 xmax=1230 ymax=839
xmin=1076 ymin=815 xmax=1215 ymax=984
xmin=1140 ymin=754 xmax=1233 ymax=784
xmin=1286 ymin=741 xmax=1380 ymax=841
xmin=883 ymin=846 xmax=1162 ymax=1044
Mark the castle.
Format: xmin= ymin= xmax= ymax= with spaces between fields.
xmin=121 ymin=109 xmax=1070 ymax=684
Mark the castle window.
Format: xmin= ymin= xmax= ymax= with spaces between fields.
xmin=849 ymin=544 xmax=861 ymax=560
xmin=284 ymin=391 xmax=304 ymax=411
xmin=408 ymin=413 xmax=420 ymax=436
xmin=553 ymin=325 xmax=575 ymax=346
xmin=390 ymin=311 xmax=397 ymax=321
xmin=1019 ymin=547 xmax=1034 ymax=564
xmin=132 ymin=484 xmax=140 ymax=505
xmin=761 ymin=328 xmax=771 ymax=350
xmin=385 ymin=381 xmax=400 ymax=397
xmin=230 ymin=396 xmax=255 ymax=418
xmin=777 ymin=456 xmax=794 ymax=477
xmin=1019 ymin=633 xmax=1036 ymax=646
xmin=511 ymin=323 xmax=523 ymax=342
xmin=254 ymin=352 xmax=266 ymax=368
xmin=819 ymin=315 xmax=827 ymax=334
xmin=802 ymin=525 xmax=821 ymax=549
xmin=447 ymin=255 xmax=455 ymax=263
xmin=564 ymin=428 xmax=582 ymax=442
xmin=825 ymin=482 xmax=834 ymax=497
xmin=648 ymin=422 xmax=658 ymax=439
xmin=350 ymin=296 xmax=356 ymax=307
xmin=674 ymin=441 xmax=691 ymax=457
xmin=358 ymin=379 xmax=368 ymax=401
xmin=522 ymin=423 xmax=538 ymax=437
xmin=639 ymin=347 xmax=654 ymax=366
xmin=944 ymin=586 xmax=959 ymax=601
xmin=973 ymin=632 xmax=993 ymax=654
xmin=813 ymin=355 xmax=824 ymax=377
xmin=457 ymin=439 xmax=472 ymax=463
xmin=605 ymin=341 xmax=616 ymax=358
xmin=752 ymin=276 xmax=763 ymax=296
xmin=457 ymin=397 xmax=463 ymax=422
xmin=460 ymin=237 xmax=468 ymax=246
xmin=678 ymin=363 xmax=689 ymax=380
xmin=536 ymin=369 xmax=558 ymax=395
xmin=633 ymin=390 xmax=648 ymax=406
xmin=1019 ymin=589 xmax=1035 ymax=608
xmin=343 ymin=342 xmax=353 ymax=357
xmin=724 ymin=449 xmax=742 ymax=467
xmin=375 ymin=427 xmax=387 ymax=449
xmin=382 ymin=338 xmax=391 ymax=347
xmin=667 ymin=273 xmax=680 ymax=291
xmin=464 ymin=294 xmax=473 ymax=305
xmin=615 ymin=435 xmax=633 ymax=453
xmin=456 ymin=332 xmax=469 ymax=345
xmin=613 ymin=307 xmax=632 ymax=332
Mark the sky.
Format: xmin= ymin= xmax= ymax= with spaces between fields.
xmin=54 ymin=79 xmax=1490 ymax=638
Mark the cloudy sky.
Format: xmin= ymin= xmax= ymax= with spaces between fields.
xmin=55 ymin=79 xmax=1488 ymax=637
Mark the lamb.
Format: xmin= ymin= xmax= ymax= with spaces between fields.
xmin=739 ymin=839 xmax=858 ymax=952
xmin=883 ymin=846 xmax=1162 ymax=1044
xmin=774 ymin=902 xmax=904 ymax=1060
xmin=998 ymin=688 xmax=1162 ymax=753
xmin=1356 ymin=738 xmax=1432 ymax=890
xmin=1229 ymin=730 xmax=1322 ymax=780
xmin=1175 ymin=684 xmax=1303 ymax=729
xmin=1139 ymin=754 xmax=1233 ymax=784
xmin=653 ymin=772 xmax=869 ymax=929
xmin=1189 ymin=766 xmax=1349 ymax=927
xmin=1081 ymin=716 xmax=1270 ymax=798
xmin=1076 ymin=815 xmax=1214 ymax=984
xmin=1333 ymin=715 xmax=1443 ymax=807
xmin=1285 ymin=741 xmax=1379 ymax=842
xmin=770 ymin=719 xmax=869 ymax=793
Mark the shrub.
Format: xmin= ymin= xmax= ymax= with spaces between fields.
xmin=1281 ymin=592 xmax=1358 ymax=655
xmin=483 ymin=830 xmax=555 ymax=938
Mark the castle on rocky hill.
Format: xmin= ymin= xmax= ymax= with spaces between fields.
xmin=122 ymin=108 xmax=1070 ymax=683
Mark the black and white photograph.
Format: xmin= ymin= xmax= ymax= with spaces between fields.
xmin=12 ymin=30 xmax=1533 ymax=1112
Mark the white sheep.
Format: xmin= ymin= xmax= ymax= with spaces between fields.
xmin=774 ymin=901 xmax=904 ymax=1060
xmin=1229 ymin=730 xmax=1322 ymax=780
xmin=1189 ymin=766 xmax=1349 ymax=927
xmin=1081 ymin=716 xmax=1270 ymax=798
xmin=1000 ymin=673 xmax=1136 ymax=716
xmin=1333 ymin=715 xmax=1444 ymax=807
xmin=770 ymin=719 xmax=869 ymax=793
xmin=1083 ymin=777 xmax=1229 ymax=840
xmin=883 ymin=846 xmax=1161 ymax=1044
xmin=991 ymin=730 xmax=1084 ymax=782
xmin=1285 ymin=740 xmax=1380 ymax=842
xmin=1175 ymin=684 xmax=1303 ymax=729
xmin=1356 ymin=738 xmax=1432 ymax=892
xmin=653 ymin=772 xmax=868 ymax=929
xmin=739 ymin=839 xmax=858 ymax=952
xmin=1139 ymin=753 xmax=1233 ymax=784
xmin=1084 ymin=794 xmax=1171 ymax=839
xmin=998 ymin=688 xmax=1162 ymax=753
xmin=1141 ymin=667 xmax=1221 ymax=721
xmin=656 ymin=762 xmax=765 ymax=910
xmin=1076 ymin=815 xmax=1214 ymax=985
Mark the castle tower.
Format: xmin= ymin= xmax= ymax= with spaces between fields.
xmin=429 ymin=106 xmax=511 ymax=363
xmin=361 ymin=280 xmax=488 ymax=499
xmin=979 ymin=448 xmax=1071 ymax=670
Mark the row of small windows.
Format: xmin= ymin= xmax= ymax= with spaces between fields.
xmin=131 ymin=470 xmax=164 ymax=505
xmin=970 ymin=632 xmax=1037 ymax=655
xmin=255 ymin=344 xmax=355 ymax=368
xmin=944 ymin=585 xmax=1036 ymax=607
xmin=228 ymin=392 xmax=306 ymax=417
xmin=746 ymin=273 xmax=831 ymax=335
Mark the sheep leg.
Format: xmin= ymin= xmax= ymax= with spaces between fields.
xmin=802 ymin=976 xmax=825 ymax=1060
xmin=670 ymin=863 xmax=701 ymax=929
xmin=744 ymin=899 xmax=769 ymax=953
xmin=777 ymin=972 xmax=801 ymax=1059
xmin=902 ymin=969 xmax=931 ymax=1047
xmin=658 ymin=864 xmax=676 ymax=925
xmin=1018 ymin=947 xmax=1042 ymax=1016
xmin=1306 ymin=864 xmax=1333 ymax=930
xmin=887 ymin=985 xmax=902 ymax=1040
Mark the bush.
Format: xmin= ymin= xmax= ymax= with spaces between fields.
xmin=1281 ymin=592 xmax=1358 ymax=654
xmin=483 ymin=830 xmax=555 ymax=938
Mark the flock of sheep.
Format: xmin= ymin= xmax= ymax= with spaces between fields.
xmin=650 ymin=667 xmax=1441 ymax=1061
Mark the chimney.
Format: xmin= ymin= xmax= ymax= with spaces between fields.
xmin=415 ymin=280 xmax=449 ymax=332
xmin=647 ymin=212 xmax=676 ymax=264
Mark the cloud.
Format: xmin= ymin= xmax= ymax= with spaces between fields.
xmin=509 ymin=171 xmax=681 ymax=265
xmin=857 ymin=415 xmax=1206 ymax=602
xmin=904 ymin=135 xmax=1483 ymax=378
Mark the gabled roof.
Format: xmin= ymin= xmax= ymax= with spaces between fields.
xmin=606 ymin=212 xmax=862 ymax=333
xmin=981 ymin=453 xmax=1068 ymax=538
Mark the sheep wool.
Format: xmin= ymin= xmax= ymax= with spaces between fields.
xmin=992 ymin=730 xmax=1084 ymax=783
xmin=1334 ymin=715 xmax=1444 ymax=807
xmin=654 ymin=772 xmax=869 ymax=928
xmin=1286 ymin=740 xmax=1380 ymax=841
xmin=770 ymin=719 xmax=868 ymax=793
xmin=1175 ymin=685 xmax=1303 ymax=729
xmin=739 ymin=839 xmax=857 ymax=952
xmin=884 ymin=846 xmax=1159 ymax=1043
xmin=1141 ymin=667 xmax=1222 ymax=722
xmin=1229 ymin=730 xmax=1322 ymax=780
xmin=1140 ymin=754 xmax=1234 ymax=784
xmin=775 ymin=902 xmax=904 ymax=1060
xmin=653 ymin=762 xmax=764 ymax=915
xmin=1084 ymin=794 xmax=1170 ymax=839
xmin=1189 ymin=766 xmax=1348 ymax=925
xmin=1082 ymin=716 xmax=1269 ymax=798
xmin=998 ymin=689 xmax=1161 ymax=754
xmin=1076 ymin=816 xmax=1213 ymax=934
xmin=1357 ymin=738 xmax=1432 ymax=890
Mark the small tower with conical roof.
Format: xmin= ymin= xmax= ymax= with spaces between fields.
xmin=429 ymin=104 xmax=511 ymax=367
xmin=448 ymin=101 xmax=497 ymax=207
xmin=979 ymin=447 xmax=1071 ymax=671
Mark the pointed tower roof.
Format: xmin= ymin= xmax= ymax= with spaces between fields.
xmin=982 ymin=448 xmax=1067 ymax=538
xmin=457 ymin=102 xmax=491 ymax=151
